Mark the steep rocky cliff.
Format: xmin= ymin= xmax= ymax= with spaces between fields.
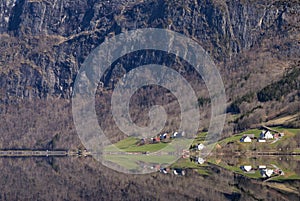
xmin=0 ymin=0 xmax=299 ymax=103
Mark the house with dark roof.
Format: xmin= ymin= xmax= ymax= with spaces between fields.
xmin=240 ymin=136 xmax=252 ymax=142
xmin=173 ymin=169 xmax=186 ymax=176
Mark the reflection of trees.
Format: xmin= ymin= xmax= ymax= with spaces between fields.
xmin=271 ymin=157 xmax=300 ymax=176
xmin=294 ymin=132 xmax=300 ymax=148
xmin=295 ymin=161 xmax=300 ymax=175
xmin=256 ymin=142 xmax=271 ymax=152
xmin=277 ymin=135 xmax=298 ymax=153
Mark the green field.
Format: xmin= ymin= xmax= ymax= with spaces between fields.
xmin=104 ymin=137 xmax=191 ymax=171
xmin=217 ymin=128 xmax=263 ymax=146
xmin=104 ymin=137 xmax=170 ymax=152
xmin=209 ymin=161 xmax=299 ymax=181
xmin=217 ymin=127 xmax=300 ymax=150
xmin=170 ymin=158 xmax=210 ymax=176
xmin=103 ymin=127 xmax=300 ymax=177
xmin=105 ymin=127 xmax=300 ymax=154
xmin=207 ymin=158 xmax=268 ymax=179
xmin=269 ymin=174 xmax=300 ymax=182
xmin=103 ymin=154 xmax=178 ymax=170
xmin=105 ymin=136 xmax=192 ymax=153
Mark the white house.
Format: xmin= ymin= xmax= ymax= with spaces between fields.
xmin=240 ymin=136 xmax=252 ymax=142
xmin=258 ymin=139 xmax=266 ymax=142
xmin=241 ymin=165 xmax=252 ymax=172
xmin=260 ymin=169 xmax=274 ymax=178
xmin=260 ymin=130 xmax=273 ymax=139
xmin=197 ymin=157 xmax=205 ymax=164
xmin=173 ymin=169 xmax=185 ymax=176
xmin=197 ymin=143 xmax=205 ymax=151
xmin=160 ymin=168 xmax=168 ymax=174
xmin=265 ymin=131 xmax=273 ymax=139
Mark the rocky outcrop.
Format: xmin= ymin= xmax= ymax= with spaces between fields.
xmin=0 ymin=0 xmax=299 ymax=103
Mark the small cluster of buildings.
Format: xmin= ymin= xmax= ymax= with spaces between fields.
xmin=240 ymin=165 xmax=284 ymax=178
xmin=190 ymin=156 xmax=205 ymax=164
xmin=159 ymin=167 xmax=186 ymax=176
xmin=138 ymin=131 xmax=186 ymax=145
xmin=146 ymin=163 xmax=187 ymax=176
xmin=240 ymin=130 xmax=284 ymax=143
xmin=190 ymin=143 xmax=205 ymax=151
xmin=182 ymin=149 xmax=190 ymax=159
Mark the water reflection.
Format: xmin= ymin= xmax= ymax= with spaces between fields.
xmin=207 ymin=155 xmax=300 ymax=181
xmin=0 ymin=154 xmax=299 ymax=200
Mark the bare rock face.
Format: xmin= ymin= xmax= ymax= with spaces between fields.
xmin=0 ymin=0 xmax=17 ymax=32
xmin=0 ymin=0 xmax=299 ymax=103
xmin=0 ymin=1 xmax=300 ymax=200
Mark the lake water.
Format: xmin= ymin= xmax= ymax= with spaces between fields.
xmin=0 ymin=155 xmax=299 ymax=200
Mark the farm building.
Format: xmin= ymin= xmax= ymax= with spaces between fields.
xmin=240 ymin=136 xmax=252 ymax=142
xmin=260 ymin=130 xmax=273 ymax=139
